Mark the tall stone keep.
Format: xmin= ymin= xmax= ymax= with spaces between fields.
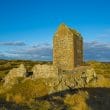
xmin=53 ymin=24 xmax=83 ymax=71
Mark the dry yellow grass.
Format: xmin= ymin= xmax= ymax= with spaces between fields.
xmin=64 ymin=91 xmax=91 ymax=110
xmin=0 ymin=60 xmax=110 ymax=109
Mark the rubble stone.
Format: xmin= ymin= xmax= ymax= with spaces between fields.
xmin=32 ymin=64 xmax=58 ymax=79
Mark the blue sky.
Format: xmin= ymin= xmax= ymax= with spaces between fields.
xmin=0 ymin=0 xmax=110 ymax=61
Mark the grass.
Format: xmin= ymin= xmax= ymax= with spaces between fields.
xmin=5 ymin=78 xmax=52 ymax=104
xmin=64 ymin=91 xmax=90 ymax=110
xmin=86 ymin=61 xmax=110 ymax=78
xmin=0 ymin=60 xmax=110 ymax=109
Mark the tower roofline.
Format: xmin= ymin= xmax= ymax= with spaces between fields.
xmin=69 ymin=28 xmax=83 ymax=39
xmin=56 ymin=23 xmax=83 ymax=39
xmin=58 ymin=23 xmax=69 ymax=30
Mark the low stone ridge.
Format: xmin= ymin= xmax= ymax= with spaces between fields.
xmin=32 ymin=64 xmax=58 ymax=79
xmin=44 ymin=66 xmax=97 ymax=93
xmin=3 ymin=63 xmax=98 ymax=93
xmin=4 ymin=64 xmax=26 ymax=87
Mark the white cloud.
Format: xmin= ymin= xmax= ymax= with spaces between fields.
xmin=0 ymin=41 xmax=26 ymax=46
xmin=84 ymin=41 xmax=110 ymax=61
xmin=0 ymin=42 xmax=110 ymax=62
xmin=96 ymin=29 xmax=110 ymax=39
xmin=4 ymin=43 xmax=52 ymax=61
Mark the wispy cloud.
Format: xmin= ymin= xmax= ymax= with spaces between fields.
xmin=3 ymin=43 xmax=52 ymax=61
xmin=96 ymin=29 xmax=110 ymax=39
xmin=84 ymin=41 xmax=110 ymax=61
xmin=98 ymin=33 xmax=110 ymax=38
xmin=0 ymin=53 xmax=5 ymax=58
xmin=0 ymin=41 xmax=26 ymax=46
xmin=0 ymin=42 xmax=110 ymax=62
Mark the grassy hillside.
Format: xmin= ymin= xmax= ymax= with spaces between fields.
xmin=86 ymin=61 xmax=110 ymax=78
xmin=0 ymin=60 xmax=110 ymax=110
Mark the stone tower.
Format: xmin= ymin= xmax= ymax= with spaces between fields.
xmin=53 ymin=24 xmax=83 ymax=71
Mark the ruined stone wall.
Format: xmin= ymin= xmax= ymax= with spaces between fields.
xmin=53 ymin=24 xmax=83 ymax=71
xmin=53 ymin=24 xmax=74 ymax=71
xmin=74 ymin=34 xmax=83 ymax=66
xmin=32 ymin=64 xmax=58 ymax=79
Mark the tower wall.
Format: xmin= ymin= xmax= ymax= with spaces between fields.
xmin=53 ymin=24 xmax=83 ymax=71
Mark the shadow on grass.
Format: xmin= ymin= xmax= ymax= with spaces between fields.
xmin=0 ymin=99 xmax=29 ymax=110
xmin=84 ymin=88 xmax=110 ymax=110
xmin=36 ymin=87 xmax=110 ymax=110
xmin=0 ymin=87 xmax=110 ymax=110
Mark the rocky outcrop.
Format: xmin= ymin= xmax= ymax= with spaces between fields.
xmin=32 ymin=64 xmax=58 ymax=79
xmin=4 ymin=64 xmax=26 ymax=87
xmin=3 ymin=64 xmax=97 ymax=93
xmin=43 ymin=66 xmax=97 ymax=93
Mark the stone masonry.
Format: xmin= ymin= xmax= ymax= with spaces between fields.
xmin=53 ymin=24 xmax=83 ymax=71
xmin=32 ymin=64 xmax=58 ymax=79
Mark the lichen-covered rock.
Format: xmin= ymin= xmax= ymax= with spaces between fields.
xmin=32 ymin=64 xmax=58 ymax=79
xmin=85 ymin=68 xmax=97 ymax=83
xmin=4 ymin=64 xmax=26 ymax=87
xmin=43 ymin=66 xmax=97 ymax=93
xmin=3 ymin=64 xmax=97 ymax=93
xmin=60 ymin=67 xmax=97 ymax=89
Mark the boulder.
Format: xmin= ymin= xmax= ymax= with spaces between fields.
xmin=43 ymin=67 xmax=97 ymax=93
xmin=4 ymin=64 xmax=26 ymax=87
xmin=32 ymin=64 xmax=58 ymax=79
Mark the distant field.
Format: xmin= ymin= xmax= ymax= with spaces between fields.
xmin=0 ymin=60 xmax=52 ymax=79
xmin=86 ymin=61 xmax=110 ymax=78
xmin=0 ymin=60 xmax=110 ymax=79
